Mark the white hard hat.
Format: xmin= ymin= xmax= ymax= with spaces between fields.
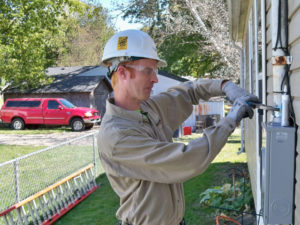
xmin=101 ymin=29 xmax=167 ymax=77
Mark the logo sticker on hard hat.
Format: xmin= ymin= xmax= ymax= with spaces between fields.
xmin=117 ymin=36 xmax=128 ymax=50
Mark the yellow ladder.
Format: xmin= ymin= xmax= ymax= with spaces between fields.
xmin=0 ymin=164 xmax=99 ymax=225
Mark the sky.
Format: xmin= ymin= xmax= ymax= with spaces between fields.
xmin=97 ymin=0 xmax=143 ymax=31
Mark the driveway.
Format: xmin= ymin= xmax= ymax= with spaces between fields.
xmin=0 ymin=126 xmax=99 ymax=146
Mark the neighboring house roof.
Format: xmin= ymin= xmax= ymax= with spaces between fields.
xmin=5 ymin=66 xmax=186 ymax=94
xmin=31 ymin=75 xmax=108 ymax=93
xmin=46 ymin=66 xmax=97 ymax=76
xmin=5 ymin=66 xmax=112 ymax=94
xmin=48 ymin=66 xmax=187 ymax=81
xmin=46 ymin=66 xmax=109 ymax=77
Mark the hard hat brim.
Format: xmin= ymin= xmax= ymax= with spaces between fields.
xmin=101 ymin=57 xmax=167 ymax=68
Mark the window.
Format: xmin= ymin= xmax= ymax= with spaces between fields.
xmin=47 ymin=100 xmax=60 ymax=109
xmin=59 ymin=99 xmax=76 ymax=108
xmin=6 ymin=100 xmax=41 ymax=107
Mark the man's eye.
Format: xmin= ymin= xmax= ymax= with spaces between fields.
xmin=143 ymin=68 xmax=157 ymax=76
xmin=143 ymin=68 xmax=153 ymax=75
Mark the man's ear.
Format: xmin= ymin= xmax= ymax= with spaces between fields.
xmin=117 ymin=65 xmax=127 ymax=79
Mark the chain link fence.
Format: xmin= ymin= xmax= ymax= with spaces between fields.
xmin=0 ymin=131 xmax=102 ymax=215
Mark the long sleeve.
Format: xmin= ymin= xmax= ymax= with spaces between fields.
xmin=146 ymin=79 xmax=225 ymax=131
xmin=99 ymin=116 xmax=235 ymax=184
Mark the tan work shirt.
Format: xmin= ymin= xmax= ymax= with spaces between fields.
xmin=98 ymin=79 xmax=236 ymax=225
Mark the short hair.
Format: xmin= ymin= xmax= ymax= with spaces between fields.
xmin=111 ymin=71 xmax=118 ymax=90
xmin=111 ymin=61 xmax=135 ymax=89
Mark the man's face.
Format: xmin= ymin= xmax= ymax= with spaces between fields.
xmin=124 ymin=59 xmax=158 ymax=102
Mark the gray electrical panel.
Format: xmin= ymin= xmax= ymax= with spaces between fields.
xmin=261 ymin=123 xmax=295 ymax=224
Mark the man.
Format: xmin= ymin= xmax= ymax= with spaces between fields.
xmin=98 ymin=29 xmax=259 ymax=225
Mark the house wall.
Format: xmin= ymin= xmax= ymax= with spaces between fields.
xmin=151 ymin=74 xmax=182 ymax=95
xmin=243 ymin=0 xmax=300 ymax=223
xmin=243 ymin=6 xmax=260 ymax=207
xmin=184 ymin=101 xmax=224 ymax=128
xmin=91 ymin=81 xmax=111 ymax=116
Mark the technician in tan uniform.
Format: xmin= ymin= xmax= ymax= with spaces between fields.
xmin=98 ymin=29 xmax=259 ymax=225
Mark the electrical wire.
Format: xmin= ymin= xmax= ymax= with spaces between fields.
xmin=209 ymin=204 xmax=259 ymax=216
xmin=256 ymin=209 xmax=263 ymax=225
xmin=216 ymin=215 xmax=241 ymax=225
xmin=274 ymin=0 xmax=282 ymax=50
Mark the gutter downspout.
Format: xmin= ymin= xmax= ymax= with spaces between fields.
xmin=232 ymin=42 xmax=245 ymax=154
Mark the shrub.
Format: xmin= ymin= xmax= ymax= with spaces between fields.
xmin=199 ymin=178 xmax=254 ymax=215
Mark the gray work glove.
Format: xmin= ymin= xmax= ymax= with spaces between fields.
xmin=222 ymin=81 xmax=260 ymax=104
xmin=227 ymin=96 xmax=254 ymax=124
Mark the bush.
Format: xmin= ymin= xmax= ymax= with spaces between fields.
xmin=199 ymin=177 xmax=254 ymax=215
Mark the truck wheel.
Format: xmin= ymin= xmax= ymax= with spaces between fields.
xmin=11 ymin=118 xmax=25 ymax=130
xmin=71 ymin=118 xmax=85 ymax=131
xmin=85 ymin=124 xmax=94 ymax=130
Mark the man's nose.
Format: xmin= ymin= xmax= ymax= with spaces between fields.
xmin=151 ymin=73 xmax=158 ymax=83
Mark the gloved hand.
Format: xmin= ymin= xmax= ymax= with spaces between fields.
xmin=222 ymin=81 xmax=260 ymax=104
xmin=227 ymin=96 xmax=254 ymax=124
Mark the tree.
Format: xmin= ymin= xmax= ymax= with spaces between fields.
xmin=55 ymin=4 xmax=115 ymax=66
xmin=183 ymin=0 xmax=239 ymax=79
xmin=0 ymin=0 xmax=82 ymax=90
xmin=118 ymin=0 xmax=239 ymax=80
xmin=158 ymin=32 xmax=224 ymax=77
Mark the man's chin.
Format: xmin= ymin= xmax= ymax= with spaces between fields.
xmin=142 ymin=94 xmax=151 ymax=101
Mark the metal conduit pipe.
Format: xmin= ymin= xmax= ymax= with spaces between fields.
xmin=261 ymin=0 xmax=267 ymax=123
xmin=271 ymin=0 xmax=290 ymax=123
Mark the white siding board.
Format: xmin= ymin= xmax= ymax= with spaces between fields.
xmin=266 ymin=43 xmax=272 ymax=61
xmin=245 ymin=118 xmax=258 ymax=206
xmin=288 ymin=0 xmax=300 ymax=18
xmin=292 ymin=97 xmax=300 ymax=126
xmin=266 ymin=76 xmax=273 ymax=93
xmin=267 ymin=59 xmax=272 ymax=76
xmin=289 ymin=6 xmax=300 ymax=44
xmin=267 ymin=94 xmax=274 ymax=106
xmin=266 ymin=26 xmax=272 ymax=45
xmin=290 ymin=41 xmax=300 ymax=71
xmin=266 ymin=0 xmax=271 ymax=10
xmin=266 ymin=1 xmax=272 ymax=28
xmin=290 ymin=70 xmax=300 ymax=97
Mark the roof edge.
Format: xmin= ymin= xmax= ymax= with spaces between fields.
xmin=158 ymin=70 xmax=189 ymax=82
xmin=228 ymin=0 xmax=253 ymax=42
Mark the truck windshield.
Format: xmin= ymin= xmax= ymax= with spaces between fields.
xmin=59 ymin=99 xmax=76 ymax=108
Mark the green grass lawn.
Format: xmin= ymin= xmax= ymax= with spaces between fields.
xmin=54 ymin=129 xmax=248 ymax=225
xmin=0 ymin=125 xmax=73 ymax=134
xmin=0 ymin=129 xmax=247 ymax=225
xmin=0 ymin=145 xmax=44 ymax=163
xmin=0 ymin=138 xmax=103 ymax=213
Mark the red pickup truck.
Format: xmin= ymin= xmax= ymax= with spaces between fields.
xmin=0 ymin=98 xmax=101 ymax=131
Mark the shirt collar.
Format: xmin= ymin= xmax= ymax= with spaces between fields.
xmin=105 ymin=98 xmax=160 ymax=125
xmin=106 ymin=98 xmax=145 ymax=123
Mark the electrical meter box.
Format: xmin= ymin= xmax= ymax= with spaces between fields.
xmin=261 ymin=123 xmax=295 ymax=224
